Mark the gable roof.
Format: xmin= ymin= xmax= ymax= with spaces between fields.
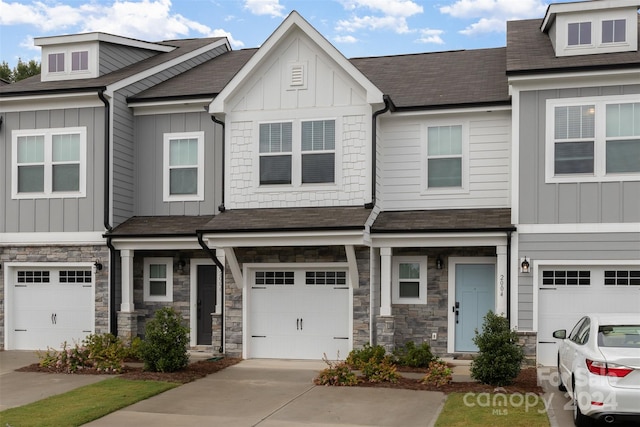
xmin=507 ymin=17 xmax=640 ymax=75
xmin=0 ymin=37 xmax=226 ymax=96
xmin=209 ymin=10 xmax=384 ymax=114
xmin=351 ymin=48 xmax=509 ymax=110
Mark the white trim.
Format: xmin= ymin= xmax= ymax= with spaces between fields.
xmin=11 ymin=127 xmax=87 ymax=199
xmin=545 ymin=94 xmax=640 ymax=184
xmin=386 ymin=105 xmax=511 ymax=118
xmin=204 ymin=230 xmax=367 ymax=247
xmin=0 ymin=232 xmax=105 ymax=245
xmin=41 ymin=43 xmax=98 ymax=81
xmin=517 ymin=223 xmax=640 ymax=234
xmin=447 ymin=256 xmax=497 ymax=354
xmin=392 ymin=256 xmax=428 ymax=305
xmin=421 ymin=121 xmax=469 ymax=194
xmin=511 ymin=87 xmax=520 ymax=225
xmin=344 ymin=245 xmax=359 ymax=289
xmin=163 ymin=131 xmax=205 ymax=202
xmin=143 ymin=257 xmax=173 ymax=302
xmin=541 ymin=0 xmax=640 ymax=32
xmin=223 ymin=247 xmax=243 ymax=289
xmin=0 ymin=93 xmax=103 ymax=112
xmin=371 ymin=233 xmax=509 ymax=248
xmin=108 ymin=238 xmax=202 ymax=251
xmin=131 ymin=100 xmax=213 ymax=115
xmin=35 ymin=32 xmax=175 ymax=52
xmin=507 ymin=69 xmax=640 ymax=90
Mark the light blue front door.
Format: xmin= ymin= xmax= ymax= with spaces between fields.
xmin=454 ymin=264 xmax=495 ymax=352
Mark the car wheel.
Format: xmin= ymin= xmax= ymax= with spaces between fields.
xmin=572 ymin=378 xmax=595 ymax=427
xmin=558 ymin=355 xmax=567 ymax=392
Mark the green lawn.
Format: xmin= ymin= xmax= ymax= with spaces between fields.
xmin=435 ymin=392 xmax=550 ymax=427
xmin=0 ymin=378 xmax=177 ymax=427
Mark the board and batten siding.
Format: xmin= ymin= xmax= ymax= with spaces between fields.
xmin=134 ymin=112 xmax=221 ymax=216
xmin=111 ymin=45 xmax=228 ymax=226
xmin=518 ymin=84 xmax=640 ymax=225
xmin=516 ymin=232 xmax=640 ymax=331
xmin=0 ymin=107 xmax=105 ymax=233
xmin=99 ymin=43 xmax=158 ymax=76
xmin=378 ymin=111 xmax=511 ymax=211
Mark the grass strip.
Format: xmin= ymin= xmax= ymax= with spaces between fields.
xmin=0 ymin=377 xmax=178 ymax=427
xmin=435 ymin=392 xmax=550 ymax=427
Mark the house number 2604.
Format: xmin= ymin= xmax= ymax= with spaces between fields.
xmin=499 ymin=275 xmax=504 ymax=296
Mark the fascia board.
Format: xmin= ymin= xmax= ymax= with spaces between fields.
xmin=209 ymin=11 xmax=383 ymax=114
xmin=202 ymin=230 xmax=366 ymax=247
xmin=508 ymin=68 xmax=640 ymax=90
xmin=371 ymin=232 xmax=508 ymax=248
xmin=542 ymin=0 xmax=640 ymax=32
xmin=0 ymin=232 xmax=105 ymax=245
xmin=131 ymin=99 xmax=213 ymax=115
xmin=106 ymin=38 xmax=230 ymax=94
xmin=109 ymin=237 xmax=203 ymax=251
xmin=0 ymin=92 xmax=103 ymax=112
xmin=35 ymin=32 xmax=175 ymax=53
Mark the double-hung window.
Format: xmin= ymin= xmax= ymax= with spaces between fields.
xmin=602 ymin=19 xmax=626 ymax=44
xmin=426 ymin=125 xmax=464 ymax=189
xmin=143 ymin=258 xmax=173 ymax=302
xmin=547 ymin=95 xmax=640 ymax=182
xmin=12 ymin=127 xmax=86 ymax=198
xmin=259 ymin=122 xmax=292 ymax=185
xmin=568 ymin=22 xmax=591 ymax=46
xmin=48 ymin=53 xmax=65 ymax=73
xmin=163 ymin=131 xmax=204 ymax=201
xmin=71 ymin=51 xmax=89 ymax=71
xmin=301 ymin=120 xmax=335 ymax=184
xmin=392 ymin=257 xmax=427 ymax=305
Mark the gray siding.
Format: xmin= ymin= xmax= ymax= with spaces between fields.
xmin=99 ymin=43 xmax=157 ymax=76
xmin=518 ymin=84 xmax=640 ymax=225
xmin=517 ymin=232 xmax=640 ymax=330
xmin=134 ymin=112 xmax=221 ymax=215
xmin=111 ymin=45 xmax=228 ymax=226
xmin=0 ymin=107 xmax=105 ymax=233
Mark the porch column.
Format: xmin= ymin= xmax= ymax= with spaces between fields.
xmin=496 ymin=245 xmax=507 ymax=317
xmin=120 ymin=249 xmax=135 ymax=312
xmin=380 ymin=247 xmax=392 ymax=316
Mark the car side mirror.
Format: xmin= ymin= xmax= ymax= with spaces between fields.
xmin=553 ymin=330 xmax=566 ymax=339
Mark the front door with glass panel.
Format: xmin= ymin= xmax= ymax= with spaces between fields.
xmin=454 ymin=264 xmax=495 ymax=352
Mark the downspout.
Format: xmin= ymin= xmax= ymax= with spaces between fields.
xmin=97 ymin=89 xmax=117 ymax=335
xmin=506 ymin=230 xmax=512 ymax=322
xmin=210 ymin=115 xmax=225 ymax=212
xmin=365 ymin=95 xmax=392 ymax=209
xmin=197 ymin=232 xmax=225 ymax=353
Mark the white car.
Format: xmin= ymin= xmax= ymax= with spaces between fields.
xmin=553 ymin=314 xmax=640 ymax=427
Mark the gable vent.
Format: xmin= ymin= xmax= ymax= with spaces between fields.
xmin=289 ymin=62 xmax=306 ymax=88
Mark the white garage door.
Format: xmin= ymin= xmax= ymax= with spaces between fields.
xmin=538 ymin=266 xmax=640 ymax=366
xmin=249 ymin=269 xmax=350 ymax=359
xmin=10 ymin=268 xmax=94 ymax=350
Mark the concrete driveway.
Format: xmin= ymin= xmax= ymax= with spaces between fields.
xmin=84 ymin=359 xmax=446 ymax=426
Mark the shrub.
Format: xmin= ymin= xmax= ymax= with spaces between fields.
xmin=470 ymin=310 xmax=524 ymax=386
xmin=314 ymin=354 xmax=359 ymax=386
xmin=124 ymin=336 xmax=144 ymax=361
xmin=37 ymin=333 xmax=127 ymax=373
xmin=421 ymin=359 xmax=452 ymax=387
xmin=361 ymin=356 xmax=400 ymax=383
xmin=346 ymin=343 xmax=386 ymax=369
xmin=393 ymin=341 xmax=434 ymax=368
xmin=140 ymin=307 xmax=190 ymax=373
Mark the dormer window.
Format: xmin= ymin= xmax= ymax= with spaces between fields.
xmin=568 ymin=22 xmax=591 ymax=46
xmin=71 ymin=51 xmax=89 ymax=71
xmin=48 ymin=53 xmax=65 ymax=73
xmin=602 ymin=19 xmax=626 ymax=44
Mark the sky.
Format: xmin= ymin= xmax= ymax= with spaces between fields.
xmin=0 ymin=0 xmax=577 ymax=68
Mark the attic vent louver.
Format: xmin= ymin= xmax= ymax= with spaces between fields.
xmin=288 ymin=62 xmax=306 ymax=89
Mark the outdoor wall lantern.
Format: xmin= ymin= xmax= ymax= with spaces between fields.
xmin=520 ymin=257 xmax=530 ymax=273
xmin=436 ymin=256 xmax=444 ymax=270
xmin=94 ymin=260 xmax=103 ymax=271
xmin=177 ymin=259 xmax=186 ymax=273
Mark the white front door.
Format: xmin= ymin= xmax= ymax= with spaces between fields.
xmin=248 ymin=269 xmax=350 ymax=359
xmin=537 ymin=266 xmax=640 ymax=366
xmin=9 ymin=268 xmax=94 ymax=350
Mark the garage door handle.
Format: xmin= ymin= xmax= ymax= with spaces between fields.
xmin=297 ymin=318 xmax=299 ymax=330
xmin=300 ymin=318 xmax=303 ymax=330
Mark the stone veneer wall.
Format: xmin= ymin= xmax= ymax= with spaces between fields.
xmin=223 ymin=245 xmax=371 ymax=358
xmin=388 ymin=247 xmax=496 ymax=357
xmin=517 ymin=331 xmax=537 ymax=365
xmin=0 ymin=245 xmax=110 ymax=350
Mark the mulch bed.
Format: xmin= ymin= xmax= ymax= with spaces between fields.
xmin=17 ymin=358 xmax=542 ymax=394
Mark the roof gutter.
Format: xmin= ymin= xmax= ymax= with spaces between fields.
xmin=365 ymin=95 xmax=392 ymax=209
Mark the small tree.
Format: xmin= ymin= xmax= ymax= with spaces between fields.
xmin=141 ymin=307 xmax=190 ymax=373
xmin=470 ymin=310 xmax=524 ymax=386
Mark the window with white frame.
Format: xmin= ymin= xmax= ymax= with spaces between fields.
xmin=12 ymin=127 xmax=86 ymax=198
xmin=602 ymin=19 xmax=626 ymax=44
xmin=163 ymin=131 xmax=204 ymax=201
xmin=568 ymin=22 xmax=592 ymax=46
xmin=547 ymin=96 xmax=640 ymax=182
xmin=392 ymin=257 xmax=427 ymax=304
xmin=426 ymin=125 xmax=464 ymax=189
xmin=301 ymin=120 xmax=335 ymax=184
xmin=71 ymin=51 xmax=89 ymax=71
xmin=259 ymin=122 xmax=292 ymax=185
xmin=143 ymin=258 xmax=173 ymax=302
xmin=48 ymin=53 xmax=65 ymax=73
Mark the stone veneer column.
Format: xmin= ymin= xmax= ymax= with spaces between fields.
xmin=117 ymin=312 xmax=138 ymax=344
xmin=211 ymin=313 xmax=222 ymax=353
xmin=376 ymin=315 xmax=395 ymax=353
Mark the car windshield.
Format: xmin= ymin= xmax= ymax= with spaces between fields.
xmin=598 ymin=325 xmax=640 ymax=348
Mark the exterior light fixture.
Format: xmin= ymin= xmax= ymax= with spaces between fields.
xmin=520 ymin=257 xmax=530 ymax=273
xmin=94 ymin=260 xmax=103 ymax=271
xmin=177 ymin=259 xmax=186 ymax=273
xmin=436 ymin=256 xmax=443 ymax=270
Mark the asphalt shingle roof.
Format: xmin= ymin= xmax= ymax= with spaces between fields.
xmin=371 ymin=208 xmax=514 ymax=233
xmin=108 ymin=215 xmax=215 ymax=236
xmin=507 ymin=17 xmax=640 ymax=74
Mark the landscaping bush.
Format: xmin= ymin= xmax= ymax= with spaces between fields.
xmin=140 ymin=307 xmax=190 ymax=373
xmin=314 ymin=354 xmax=359 ymax=386
xmin=361 ymin=356 xmax=400 ymax=383
xmin=421 ymin=359 xmax=452 ymax=387
xmin=470 ymin=310 xmax=524 ymax=386
xmin=393 ymin=340 xmax=434 ymax=368
xmin=38 ymin=333 xmax=127 ymax=373
xmin=346 ymin=343 xmax=386 ymax=368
